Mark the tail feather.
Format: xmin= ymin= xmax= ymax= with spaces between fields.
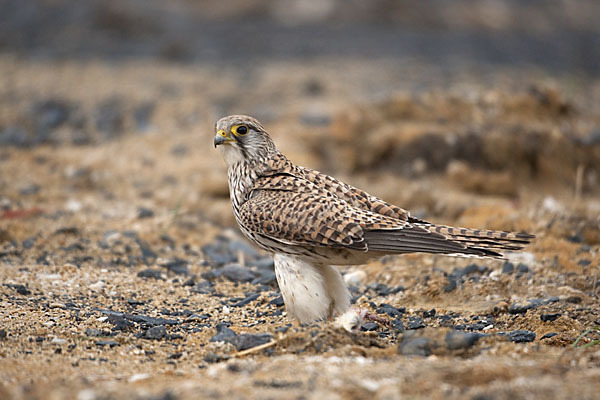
xmin=364 ymin=221 xmax=534 ymax=259
xmin=416 ymin=222 xmax=534 ymax=257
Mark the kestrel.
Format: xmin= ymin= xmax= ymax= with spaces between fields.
xmin=213 ymin=115 xmax=533 ymax=324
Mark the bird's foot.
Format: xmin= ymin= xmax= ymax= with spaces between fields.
xmin=334 ymin=307 xmax=392 ymax=332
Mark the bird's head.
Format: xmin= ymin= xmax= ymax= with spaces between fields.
xmin=214 ymin=115 xmax=275 ymax=166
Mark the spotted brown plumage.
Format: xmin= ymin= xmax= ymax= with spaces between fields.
xmin=214 ymin=115 xmax=534 ymax=323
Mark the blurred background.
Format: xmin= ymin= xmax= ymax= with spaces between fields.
xmin=1 ymin=0 xmax=599 ymax=238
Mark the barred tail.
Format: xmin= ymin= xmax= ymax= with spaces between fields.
xmin=415 ymin=222 xmax=534 ymax=258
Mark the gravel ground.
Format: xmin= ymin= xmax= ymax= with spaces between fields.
xmin=1 ymin=58 xmax=599 ymax=400
xmin=1 ymin=2 xmax=600 ymax=397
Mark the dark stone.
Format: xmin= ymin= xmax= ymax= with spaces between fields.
xmin=423 ymin=309 xmax=436 ymax=318
xmin=210 ymin=323 xmax=237 ymax=343
xmin=160 ymin=258 xmax=189 ymax=275
xmin=54 ymin=226 xmax=79 ymax=235
xmin=399 ymin=336 xmax=432 ymax=356
xmin=540 ymin=332 xmax=558 ymax=340
xmin=234 ymin=333 xmax=273 ymax=351
xmin=566 ymin=296 xmax=582 ymax=304
xmin=19 ymin=183 xmax=40 ymax=195
xmin=366 ymin=283 xmax=404 ymax=296
xmin=168 ymin=352 xmax=182 ymax=360
xmin=4 ymin=284 xmax=31 ymax=295
xmin=377 ymin=304 xmax=405 ymax=318
xmin=95 ymin=340 xmax=119 ymax=347
xmin=578 ymin=259 xmax=591 ymax=267
xmin=31 ymin=98 xmax=71 ymax=133
xmin=445 ymin=331 xmax=482 ymax=350
xmin=392 ymin=319 xmax=404 ymax=332
xmin=183 ymin=276 xmax=196 ymax=286
xmin=275 ymin=325 xmax=290 ymax=333
xmin=145 ymin=325 xmax=167 ymax=340
xmin=96 ymin=97 xmax=125 ymax=137
xmin=360 ymin=322 xmax=379 ymax=331
xmin=134 ymin=102 xmax=155 ymax=132
xmin=507 ymin=330 xmax=536 ymax=343
xmin=0 ymin=329 xmax=7 ymax=339
xmin=567 ymin=234 xmax=583 ymax=243
xmin=231 ymin=293 xmax=260 ymax=307
xmin=219 ymin=264 xmax=256 ymax=283
xmin=407 ymin=317 xmax=425 ymax=330
xmin=62 ymin=242 xmax=85 ymax=252
xmin=540 ymin=313 xmax=561 ymax=322
xmin=191 ymin=280 xmax=214 ymax=294
xmin=137 ymin=207 xmax=154 ymax=219
xmin=254 ymin=379 xmax=303 ymax=389
xmin=269 ymin=296 xmax=285 ymax=307
xmin=127 ymin=298 xmax=145 ymax=306
xmin=102 ymin=310 xmax=178 ymax=327
xmin=22 ymin=237 xmax=36 ymax=249
xmin=252 ymin=269 xmax=277 ymax=285
xmin=204 ymin=353 xmax=230 ymax=363
xmin=107 ymin=314 xmax=135 ymax=331
xmin=509 ymin=297 xmax=559 ymax=314
xmin=228 ymin=240 xmax=260 ymax=260
xmin=515 ymin=263 xmax=530 ymax=277
xmin=502 ymin=261 xmax=514 ymax=274
xmin=252 ymin=257 xmax=275 ymax=270
xmin=135 ymin=237 xmax=157 ymax=263
xmin=0 ymin=126 xmax=29 ymax=147
xmin=443 ymin=278 xmax=457 ymax=292
xmin=137 ymin=268 xmax=163 ymax=280
xmin=202 ymin=243 xmax=237 ymax=267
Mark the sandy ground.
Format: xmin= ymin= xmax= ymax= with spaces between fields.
xmin=1 ymin=55 xmax=600 ymax=400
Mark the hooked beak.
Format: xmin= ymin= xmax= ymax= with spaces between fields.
xmin=214 ymin=129 xmax=236 ymax=148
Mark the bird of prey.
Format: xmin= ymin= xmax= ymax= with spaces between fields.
xmin=213 ymin=115 xmax=534 ymax=325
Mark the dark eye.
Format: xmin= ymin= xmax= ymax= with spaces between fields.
xmin=235 ymin=125 xmax=248 ymax=135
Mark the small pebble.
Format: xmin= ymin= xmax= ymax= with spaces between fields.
xmin=210 ymin=323 xmax=237 ymax=343
xmin=137 ymin=207 xmax=154 ymax=219
xmin=231 ymin=293 xmax=260 ymax=307
xmin=160 ymin=258 xmax=189 ymax=275
xmin=540 ymin=332 xmax=558 ymax=340
xmin=540 ymin=313 xmax=561 ymax=322
xmin=234 ymin=333 xmax=273 ymax=351
xmin=407 ymin=317 xmax=425 ymax=330
xmin=269 ymin=296 xmax=285 ymax=307
xmin=360 ymin=322 xmax=379 ymax=331
xmin=219 ymin=264 xmax=256 ymax=283
xmin=507 ymin=330 xmax=536 ymax=343
xmin=145 ymin=325 xmax=167 ymax=340
xmin=137 ymin=269 xmax=164 ymax=280
xmin=502 ymin=261 xmax=515 ymax=274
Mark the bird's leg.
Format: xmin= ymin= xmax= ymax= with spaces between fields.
xmin=327 ymin=301 xmax=336 ymax=321
xmin=362 ymin=312 xmax=393 ymax=328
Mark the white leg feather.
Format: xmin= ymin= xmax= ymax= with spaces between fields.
xmin=273 ymin=254 xmax=350 ymax=324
